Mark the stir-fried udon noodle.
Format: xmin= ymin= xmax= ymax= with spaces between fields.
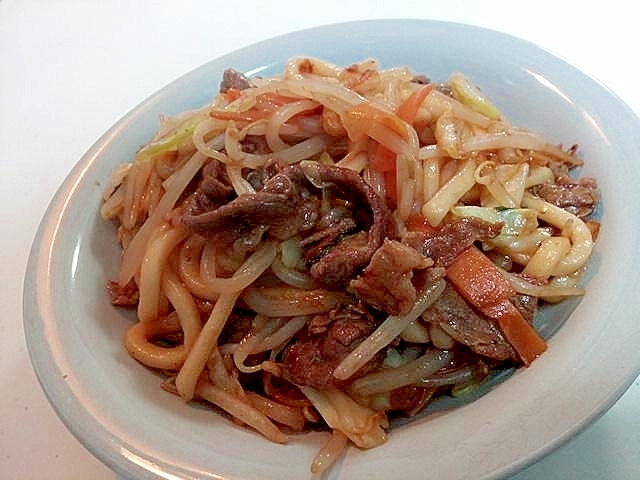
xmin=101 ymin=57 xmax=599 ymax=477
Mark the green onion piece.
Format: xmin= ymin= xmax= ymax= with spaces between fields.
xmin=448 ymin=73 xmax=502 ymax=120
xmin=138 ymin=112 xmax=207 ymax=159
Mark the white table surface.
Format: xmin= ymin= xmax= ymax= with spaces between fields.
xmin=2 ymin=1 xmax=639 ymax=478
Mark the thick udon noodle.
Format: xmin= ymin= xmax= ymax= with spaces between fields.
xmin=101 ymin=57 xmax=598 ymax=478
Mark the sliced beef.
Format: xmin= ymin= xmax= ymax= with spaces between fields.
xmin=241 ymin=135 xmax=271 ymax=156
xmin=528 ymin=177 xmax=598 ymax=218
xmin=511 ymin=293 xmax=538 ymax=325
xmin=309 ymin=231 xmax=370 ymax=289
xmin=403 ymin=217 xmax=502 ymax=267
xmin=300 ymin=217 xmax=358 ymax=263
xmin=219 ymin=68 xmax=251 ymax=93
xmin=281 ymin=306 xmax=380 ymax=390
xmin=388 ymin=385 xmax=437 ymax=416
xmin=181 ymin=159 xmax=235 ymax=227
xmin=307 ymin=302 xmax=371 ymax=335
xmin=216 ymin=310 xmax=255 ymax=345
xmin=183 ymin=164 xmax=320 ymax=241
xmin=199 ymin=159 xmax=234 ymax=202
xmin=183 ymin=162 xmax=392 ymax=288
xmin=305 ymin=165 xmax=395 ymax=289
xmin=183 ymin=189 xmax=216 ymax=220
xmin=245 ymin=158 xmax=284 ymax=191
xmin=421 ymin=283 xmax=515 ymax=361
xmin=106 ymin=279 xmax=139 ymax=307
xmin=350 ymin=239 xmax=431 ymax=316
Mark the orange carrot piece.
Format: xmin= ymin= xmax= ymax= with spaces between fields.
xmin=446 ymin=245 xmax=547 ymax=366
xmin=383 ymin=168 xmax=398 ymax=204
xmin=446 ymin=245 xmax=515 ymax=313
xmin=345 ymin=85 xmax=433 ymax=197
xmin=405 ymin=214 xmax=434 ymax=233
xmin=489 ymin=300 xmax=548 ymax=366
xmin=397 ymin=84 xmax=433 ymax=124
xmin=255 ymin=92 xmax=303 ymax=108
xmin=369 ymin=84 xmax=433 ymax=173
xmin=342 ymin=102 xmax=408 ymax=142
xmin=371 ymin=145 xmax=396 ymax=172
xmin=223 ymin=88 xmax=244 ymax=102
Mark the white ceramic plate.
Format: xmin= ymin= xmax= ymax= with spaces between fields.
xmin=24 ymin=19 xmax=640 ymax=480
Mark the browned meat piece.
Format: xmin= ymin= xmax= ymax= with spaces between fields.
xmin=199 ymin=159 xmax=233 ymax=202
xmin=309 ymin=231 xmax=370 ymax=289
xmin=528 ymin=177 xmax=599 ymax=218
xmin=403 ymin=217 xmax=502 ymax=267
xmin=422 ymin=283 xmax=515 ymax=361
xmin=388 ymin=385 xmax=436 ymax=416
xmin=184 ymin=162 xmax=393 ymax=288
xmin=106 ymin=280 xmax=139 ymax=307
xmin=511 ymin=293 xmax=538 ymax=325
xmin=244 ymin=157 xmax=285 ymax=190
xmin=219 ymin=68 xmax=251 ymax=93
xmin=218 ymin=310 xmax=257 ymax=345
xmin=306 ymin=165 xmax=395 ymax=289
xmin=183 ymin=165 xmax=320 ymax=241
xmin=307 ymin=302 xmax=372 ymax=335
xmin=181 ymin=159 xmax=234 ymax=227
xmin=241 ymin=135 xmax=271 ymax=155
xmin=281 ymin=308 xmax=380 ymax=390
xmin=350 ymin=239 xmax=431 ymax=316
xmin=300 ymin=217 xmax=358 ymax=262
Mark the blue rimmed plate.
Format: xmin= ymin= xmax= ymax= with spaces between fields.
xmin=23 ymin=19 xmax=640 ymax=480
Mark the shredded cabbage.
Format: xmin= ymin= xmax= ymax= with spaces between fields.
xmin=452 ymin=206 xmax=538 ymax=236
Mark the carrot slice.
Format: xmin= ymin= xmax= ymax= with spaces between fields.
xmin=446 ymin=245 xmax=547 ymax=366
xmin=369 ymin=84 xmax=433 ymax=172
xmin=342 ymin=102 xmax=408 ymax=144
xmin=405 ymin=214 xmax=435 ymax=234
xmin=383 ymin=168 xmax=398 ymax=204
xmin=396 ymin=84 xmax=433 ymax=123
xmin=489 ymin=300 xmax=548 ymax=366
xmin=371 ymin=145 xmax=396 ymax=172
xmin=344 ymin=85 xmax=433 ymax=198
